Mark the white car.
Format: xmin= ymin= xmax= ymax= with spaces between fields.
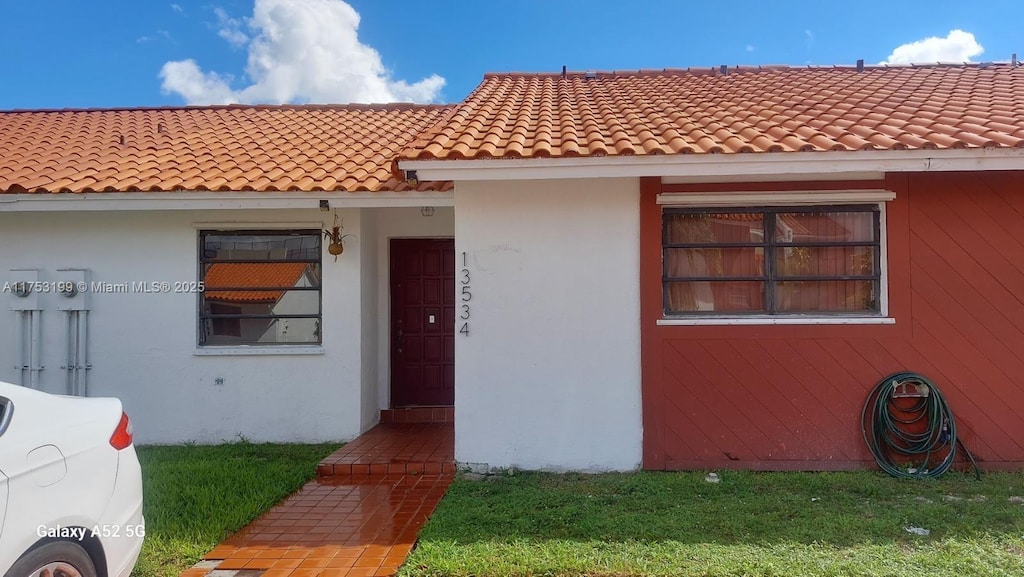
xmin=0 ymin=382 xmax=144 ymax=577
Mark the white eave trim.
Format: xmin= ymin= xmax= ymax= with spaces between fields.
xmin=657 ymin=189 xmax=895 ymax=206
xmin=399 ymin=147 xmax=1024 ymax=181
xmin=0 ymin=190 xmax=454 ymax=212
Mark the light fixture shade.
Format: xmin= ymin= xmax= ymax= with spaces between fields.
xmin=420 ymin=206 xmax=435 ymax=217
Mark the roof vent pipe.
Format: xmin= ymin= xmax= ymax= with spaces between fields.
xmin=719 ymin=65 xmax=728 ymax=75
xmin=857 ymin=59 xmax=865 ymax=72
xmin=561 ymin=65 xmax=567 ymax=78
xmin=1013 ymin=53 xmax=1018 ymax=66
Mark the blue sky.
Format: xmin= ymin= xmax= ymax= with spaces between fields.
xmin=1 ymin=1 xmax=1019 ymax=109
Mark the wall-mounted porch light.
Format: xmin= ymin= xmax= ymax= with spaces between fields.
xmin=420 ymin=206 xmax=435 ymax=217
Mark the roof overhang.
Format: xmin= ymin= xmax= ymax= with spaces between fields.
xmin=399 ymin=147 xmax=1024 ymax=183
xmin=0 ymin=189 xmax=454 ymax=212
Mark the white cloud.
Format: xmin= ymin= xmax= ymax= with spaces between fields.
xmin=214 ymin=7 xmax=249 ymax=48
xmin=880 ymin=29 xmax=983 ymax=65
xmin=171 ymin=3 xmax=183 ymax=14
xmin=159 ymin=0 xmax=445 ymax=105
xmin=745 ymin=44 xmax=755 ymax=52
xmin=804 ymin=29 xmax=814 ymax=49
xmin=137 ymin=30 xmax=174 ymax=44
xmin=160 ymin=60 xmax=238 ymax=104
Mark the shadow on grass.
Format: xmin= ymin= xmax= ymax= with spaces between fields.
xmin=419 ymin=470 xmax=1024 ymax=547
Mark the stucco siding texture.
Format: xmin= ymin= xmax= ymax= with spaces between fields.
xmin=454 ymin=178 xmax=642 ymax=472
xmin=642 ymin=171 xmax=1024 ymax=470
xmin=0 ymin=209 xmax=365 ymax=444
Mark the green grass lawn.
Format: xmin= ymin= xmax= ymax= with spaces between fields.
xmin=402 ymin=470 xmax=1024 ymax=577
xmin=132 ymin=441 xmax=341 ymax=577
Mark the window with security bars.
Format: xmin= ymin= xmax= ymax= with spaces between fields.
xmin=662 ymin=206 xmax=881 ymax=316
xmin=199 ymin=230 xmax=322 ymax=345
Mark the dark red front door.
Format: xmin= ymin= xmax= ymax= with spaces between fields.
xmin=390 ymin=239 xmax=455 ymax=407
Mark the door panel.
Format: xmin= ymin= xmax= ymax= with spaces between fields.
xmin=391 ymin=239 xmax=455 ymax=406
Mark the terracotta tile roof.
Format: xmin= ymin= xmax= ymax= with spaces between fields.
xmin=401 ymin=64 xmax=1024 ymax=160
xmin=204 ymin=262 xmax=313 ymax=303
xmin=0 ymin=104 xmax=455 ymax=193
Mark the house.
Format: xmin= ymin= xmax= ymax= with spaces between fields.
xmin=2 ymin=64 xmax=1023 ymax=472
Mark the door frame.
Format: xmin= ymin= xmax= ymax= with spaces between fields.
xmin=388 ymin=237 xmax=456 ymax=408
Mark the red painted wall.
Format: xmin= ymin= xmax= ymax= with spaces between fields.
xmin=641 ymin=172 xmax=1024 ymax=471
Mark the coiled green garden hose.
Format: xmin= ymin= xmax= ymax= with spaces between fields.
xmin=861 ymin=372 xmax=981 ymax=479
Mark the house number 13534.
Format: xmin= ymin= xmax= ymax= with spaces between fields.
xmin=459 ymin=251 xmax=471 ymax=336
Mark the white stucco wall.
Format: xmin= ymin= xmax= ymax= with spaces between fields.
xmin=0 ymin=209 xmax=365 ymax=444
xmin=359 ymin=209 xmax=380 ymax=432
xmin=454 ymin=178 xmax=642 ymax=471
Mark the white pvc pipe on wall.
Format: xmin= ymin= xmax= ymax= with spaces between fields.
xmin=29 ymin=310 xmax=42 ymax=389
xmin=77 ymin=311 xmax=89 ymax=396
xmin=60 ymin=310 xmax=92 ymax=397
xmin=13 ymin=311 xmax=26 ymax=386
xmin=64 ymin=311 xmax=74 ymax=395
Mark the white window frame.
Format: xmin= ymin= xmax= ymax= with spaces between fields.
xmin=656 ymin=189 xmax=894 ymax=326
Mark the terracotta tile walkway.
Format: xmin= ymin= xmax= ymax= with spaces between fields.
xmin=317 ymin=423 xmax=455 ymax=477
xmin=184 ymin=423 xmax=455 ymax=577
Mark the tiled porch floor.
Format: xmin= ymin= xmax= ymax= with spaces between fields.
xmin=184 ymin=423 xmax=455 ymax=577
xmin=317 ymin=423 xmax=455 ymax=477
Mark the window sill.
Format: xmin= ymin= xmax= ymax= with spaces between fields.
xmin=657 ymin=316 xmax=895 ymax=326
xmin=194 ymin=345 xmax=325 ymax=356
